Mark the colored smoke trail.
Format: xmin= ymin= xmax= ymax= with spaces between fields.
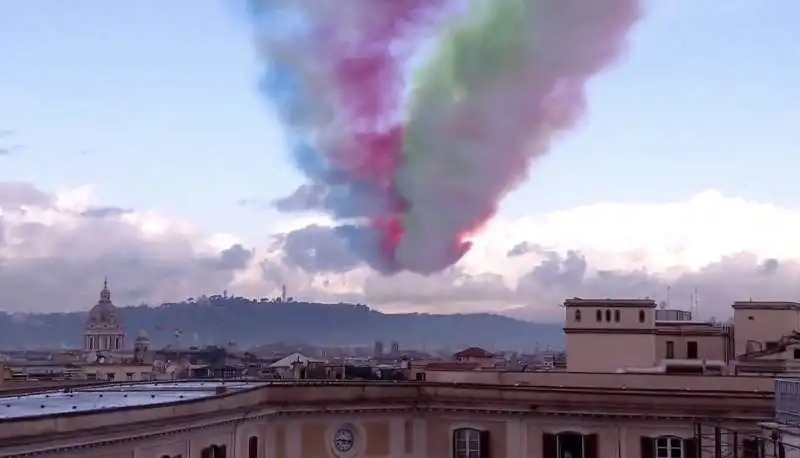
xmin=249 ymin=0 xmax=448 ymax=273
xmin=395 ymin=0 xmax=641 ymax=273
xmin=249 ymin=0 xmax=641 ymax=275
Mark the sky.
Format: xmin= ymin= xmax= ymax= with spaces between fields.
xmin=0 ymin=0 xmax=798 ymax=320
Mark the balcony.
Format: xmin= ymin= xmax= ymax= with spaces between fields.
xmin=775 ymin=378 xmax=800 ymax=427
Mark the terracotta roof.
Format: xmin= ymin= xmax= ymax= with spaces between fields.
xmin=453 ymin=347 xmax=494 ymax=358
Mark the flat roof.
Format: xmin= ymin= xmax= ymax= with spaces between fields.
xmin=0 ymin=380 xmax=265 ymax=420
xmin=563 ymin=298 xmax=657 ymax=307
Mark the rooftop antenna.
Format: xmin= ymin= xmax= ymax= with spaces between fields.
xmin=694 ymin=287 xmax=699 ymax=318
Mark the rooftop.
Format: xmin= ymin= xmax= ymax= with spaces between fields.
xmin=563 ymin=298 xmax=657 ymax=307
xmin=0 ymin=380 xmax=265 ymax=420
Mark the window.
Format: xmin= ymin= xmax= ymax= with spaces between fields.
xmin=574 ymin=310 xmax=582 ymax=322
xmin=201 ymin=445 xmax=227 ymax=458
xmin=596 ymin=310 xmax=602 ymax=322
xmin=794 ymin=348 xmax=800 ymax=359
xmin=126 ymin=372 xmax=134 ymax=381
xmin=641 ymin=436 xmax=695 ymax=458
xmin=687 ymin=341 xmax=698 ymax=359
xmin=655 ymin=436 xmax=682 ymax=458
xmin=639 ymin=310 xmax=646 ymax=323
xmin=453 ymin=428 xmax=486 ymax=458
xmin=248 ymin=436 xmax=259 ymax=458
xmin=614 ymin=310 xmax=620 ymax=322
xmin=605 ymin=310 xmax=611 ymax=322
xmin=106 ymin=373 xmax=115 ymax=381
xmin=543 ymin=432 xmax=598 ymax=458
xmin=415 ymin=372 xmax=426 ymax=381
xmin=666 ymin=341 xmax=675 ymax=359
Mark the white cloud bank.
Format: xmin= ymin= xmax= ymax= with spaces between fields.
xmin=0 ymin=181 xmax=797 ymax=322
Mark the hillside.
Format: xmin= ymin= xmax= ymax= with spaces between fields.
xmin=0 ymin=296 xmax=563 ymax=350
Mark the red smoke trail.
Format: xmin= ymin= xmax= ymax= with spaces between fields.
xmin=324 ymin=1 xmax=448 ymax=265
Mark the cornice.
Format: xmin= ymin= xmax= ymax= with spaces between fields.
xmin=0 ymin=404 xmax=770 ymax=457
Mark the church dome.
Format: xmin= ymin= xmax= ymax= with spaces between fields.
xmin=86 ymin=279 xmax=122 ymax=329
xmin=135 ymin=329 xmax=150 ymax=342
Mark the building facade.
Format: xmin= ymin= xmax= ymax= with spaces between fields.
xmin=0 ymin=380 xmax=773 ymax=458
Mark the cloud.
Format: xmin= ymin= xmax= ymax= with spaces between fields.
xmin=0 ymin=183 xmax=253 ymax=312
xmin=1 ymin=183 xmax=799 ymax=322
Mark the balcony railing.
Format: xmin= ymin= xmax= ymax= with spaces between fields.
xmin=775 ymin=378 xmax=800 ymax=427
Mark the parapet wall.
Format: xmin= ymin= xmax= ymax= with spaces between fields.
xmin=420 ymin=370 xmax=776 ymax=391
xmin=0 ymin=380 xmax=776 ymax=445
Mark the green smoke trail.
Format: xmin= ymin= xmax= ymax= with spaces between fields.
xmin=392 ymin=0 xmax=640 ymax=273
xmin=408 ymin=0 xmax=531 ymax=112
xmin=399 ymin=0 xmax=533 ymax=241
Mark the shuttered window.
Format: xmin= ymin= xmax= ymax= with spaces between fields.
xmin=641 ymin=437 xmax=655 ymax=458
xmin=542 ymin=433 xmax=557 ymax=458
xmin=584 ymin=434 xmax=598 ymax=458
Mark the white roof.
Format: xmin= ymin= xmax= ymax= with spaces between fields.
xmin=0 ymin=381 xmax=265 ymax=420
xmin=269 ymin=352 xmax=320 ymax=368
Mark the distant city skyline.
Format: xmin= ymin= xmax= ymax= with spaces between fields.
xmin=0 ymin=0 xmax=798 ymax=318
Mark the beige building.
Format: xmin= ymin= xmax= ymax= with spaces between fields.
xmin=563 ymin=298 xmax=797 ymax=374
xmin=0 ymin=378 xmax=775 ymax=458
xmin=2 ymin=296 xmax=800 ymax=457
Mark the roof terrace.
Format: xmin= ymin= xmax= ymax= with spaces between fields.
xmin=0 ymin=380 xmax=265 ymax=420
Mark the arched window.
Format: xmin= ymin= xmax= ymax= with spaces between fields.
xmin=574 ymin=310 xmax=582 ymax=322
xmin=605 ymin=310 xmax=611 ymax=322
xmin=639 ymin=310 xmax=646 ymax=323
xmin=453 ymin=428 xmax=486 ymax=458
xmin=248 ymin=436 xmax=259 ymax=458
xmin=614 ymin=310 xmax=621 ymax=322
xmin=595 ymin=309 xmax=602 ymax=322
